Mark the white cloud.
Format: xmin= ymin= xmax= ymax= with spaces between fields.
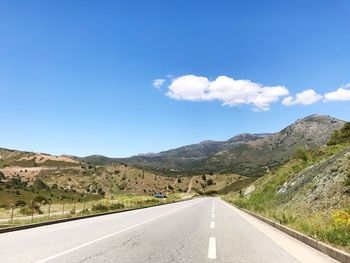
xmin=166 ymin=75 xmax=289 ymax=111
xmin=324 ymin=83 xmax=350 ymax=101
xmin=166 ymin=75 xmax=210 ymax=101
xmin=153 ymin=78 xmax=166 ymax=89
xmin=282 ymin=89 xmax=322 ymax=106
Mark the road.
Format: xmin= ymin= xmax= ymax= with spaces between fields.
xmin=0 ymin=198 xmax=338 ymax=263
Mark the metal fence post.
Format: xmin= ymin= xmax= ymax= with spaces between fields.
xmin=48 ymin=203 xmax=51 ymax=218
xmin=10 ymin=206 xmax=14 ymax=224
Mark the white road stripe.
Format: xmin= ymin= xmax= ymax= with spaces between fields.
xmin=35 ymin=200 xmax=201 ymax=263
xmin=210 ymin=221 xmax=215 ymax=229
xmin=208 ymin=237 xmax=216 ymax=259
xmin=211 ymin=213 xmax=215 ymax=218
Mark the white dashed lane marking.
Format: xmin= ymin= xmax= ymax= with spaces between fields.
xmin=210 ymin=221 xmax=215 ymax=229
xmin=208 ymin=237 xmax=216 ymax=259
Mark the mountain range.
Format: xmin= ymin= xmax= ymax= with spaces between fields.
xmin=82 ymin=114 xmax=345 ymax=177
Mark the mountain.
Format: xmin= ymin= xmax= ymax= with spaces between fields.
xmin=193 ymin=114 xmax=345 ymax=176
xmin=106 ymin=115 xmax=345 ymax=176
xmin=118 ymin=133 xmax=268 ymax=170
xmin=81 ymin=134 xmax=268 ymax=167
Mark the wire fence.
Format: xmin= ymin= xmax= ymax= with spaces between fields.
xmin=0 ymin=197 xmax=177 ymax=227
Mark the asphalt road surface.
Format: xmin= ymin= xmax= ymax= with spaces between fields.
xmin=0 ymin=198 xmax=339 ymax=263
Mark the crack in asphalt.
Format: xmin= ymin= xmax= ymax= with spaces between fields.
xmin=79 ymin=232 xmax=142 ymax=263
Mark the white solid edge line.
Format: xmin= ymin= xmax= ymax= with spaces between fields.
xmin=208 ymin=237 xmax=216 ymax=259
xmin=210 ymin=221 xmax=215 ymax=229
xmin=35 ymin=200 xmax=200 ymax=263
xmin=221 ymin=200 xmax=338 ymax=263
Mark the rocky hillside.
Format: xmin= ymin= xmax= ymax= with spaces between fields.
xmin=224 ymin=136 xmax=350 ymax=251
xmin=195 ymin=115 xmax=345 ymax=176
xmin=279 ymin=146 xmax=350 ymax=212
xmin=98 ymin=115 xmax=344 ymax=176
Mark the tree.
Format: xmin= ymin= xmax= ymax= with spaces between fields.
xmin=201 ymin=175 xmax=207 ymax=181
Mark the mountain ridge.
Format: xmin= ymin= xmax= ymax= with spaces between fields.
xmin=81 ymin=114 xmax=346 ymax=177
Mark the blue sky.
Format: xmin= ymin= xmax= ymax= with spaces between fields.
xmin=1 ymin=0 xmax=350 ymax=157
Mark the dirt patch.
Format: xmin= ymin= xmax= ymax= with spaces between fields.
xmin=19 ymin=154 xmax=78 ymax=164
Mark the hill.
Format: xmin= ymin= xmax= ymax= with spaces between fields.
xmin=0 ymin=148 xmax=245 ymax=207
xmin=96 ymin=114 xmax=344 ymax=176
xmin=224 ymin=122 xmax=350 ymax=251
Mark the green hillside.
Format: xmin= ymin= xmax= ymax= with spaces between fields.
xmin=224 ymin=122 xmax=350 ymax=251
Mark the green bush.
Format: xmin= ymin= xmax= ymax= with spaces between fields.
xmin=15 ymin=200 xmax=26 ymax=207
xmin=293 ymin=147 xmax=308 ymax=162
xmin=91 ymin=203 xmax=109 ymax=212
xmin=204 ymin=190 xmax=218 ymax=196
xmin=109 ymin=202 xmax=124 ymax=210
xmin=0 ymin=171 xmax=5 ymax=183
xmin=33 ymin=195 xmax=48 ymax=204
xmin=328 ymin=122 xmax=350 ymax=146
xmin=33 ymin=178 xmax=50 ymax=190
xmin=19 ymin=202 xmax=42 ymax=215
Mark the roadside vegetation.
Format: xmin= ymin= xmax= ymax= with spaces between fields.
xmin=0 ymin=193 xmax=185 ymax=229
xmin=224 ymin=123 xmax=350 ymax=252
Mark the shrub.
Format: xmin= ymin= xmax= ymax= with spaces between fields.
xmin=33 ymin=195 xmax=48 ymax=204
xmin=207 ymin=179 xmax=214 ymax=186
xmin=177 ymin=178 xmax=181 ymax=183
xmin=97 ymin=188 xmax=105 ymax=197
xmin=34 ymin=179 xmax=50 ymax=190
xmin=19 ymin=202 xmax=42 ymax=215
xmin=328 ymin=122 xmax=350 ymax=146
xmin=204 ymin=190 xmax=218 ymax=196
xmin=15 ymin=200 xmax=27 ymax=207
xmin=92 ymin=203 xmax=108 ymax=212
xmin=6 ymin=176 xmax=26 ymax=189
xmin=109 ymin=202 xmax=124 ymax=210
xmin=293 ymin=147 xmax=308 ymax=162
xmin=0 ymin=171 xmax=5 ymax=183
